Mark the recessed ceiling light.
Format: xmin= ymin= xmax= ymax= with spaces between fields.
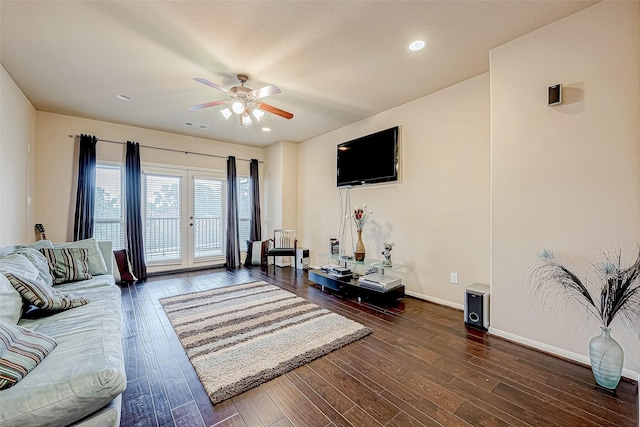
xmin=262 ymin=127 xmax=271 ymax=132
xmin=408 ymin=40 xmax=426 ymax=51
xmin=115 ymin=94 xmax=132 ymax=101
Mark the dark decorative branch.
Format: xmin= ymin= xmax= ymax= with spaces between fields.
xmin=529 ymin=248 xmax=640 ymax=331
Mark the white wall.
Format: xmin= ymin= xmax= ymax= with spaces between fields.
xmin=298 ymin=73 xmax=490 ymax=307
xmin=490 ymin=1 xmax=640 ymax=377
xmin=35 ymin=112 xmax=263 ymax=243
xmin=0 ymin=65 xmax=36 ymax=245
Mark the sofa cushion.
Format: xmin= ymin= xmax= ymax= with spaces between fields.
xmin=54 ymin=238 xmax=108 ymax=276
xmin=111 ymin=252 xmax=122 ymax=283
xmin=97 ymin=241 xmax=114 ymax=276
xmin=54 ymin=274 xmax=116 ymax=293
xmin=0 ymin=275 xmax=22 ymax=325
xmin=0 ymin=319 xmax=57 ymax=390
xmin=5 ymin=273 xmax=89 ymax=311
xmin=40 ymin=247 xmax=92 ymax=285
xmin=113 ymin=249 xmax=137 ymax=282
xmin=0 ymin=253 xmax=41 ymax=282
xmin=1 ymin=284 xmax=126 ymax=426
xmin=13 ymin=247 xmax=53 ymax=287
xmin=244 ymin=240 xmax=269 ymax=266
xmin=15 ymin=240 xmax=54 ymax=252
xmin=0 ymin=246 xmax=15 ymax=258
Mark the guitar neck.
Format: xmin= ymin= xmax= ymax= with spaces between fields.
xmin=35 ymin=224 xmax=46 ymax=240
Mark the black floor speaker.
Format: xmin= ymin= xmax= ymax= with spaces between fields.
xmin=464 ymin=283 xmax=490 ymax=330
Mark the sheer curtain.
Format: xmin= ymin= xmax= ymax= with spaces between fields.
xmin=73 ymin=134 xmax=97 ymax=241
xmin=249 ymin=159 xmax=262 ymax=241
xmin=225 ymin=156 xmax=240 ymax=268
xmin=125 ymin=141 xmax=147 ymax=281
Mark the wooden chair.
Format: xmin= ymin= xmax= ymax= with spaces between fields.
xmin=266 ymin=229 xmax=297 ymax=273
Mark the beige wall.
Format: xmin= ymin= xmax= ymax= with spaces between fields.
xmin=263 ymin=140 xmax=298 ymax=239
xmin=263 ymin=143 xmax=283 ymax=236
xmin=490 ymin=1 xmax=640 ymax=376
xmin=282 ymin=142 xmax=298 ymax=231
xmin=0 ymin=65 xmax=37 ymax=245
xmin=35 ymin=112 xmax=263 ymax=243
xmin=298 ymin=73 xmax=491 ymax=308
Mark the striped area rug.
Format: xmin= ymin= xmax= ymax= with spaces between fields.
xmin=159 ymin=281 xmax=372 ymax=404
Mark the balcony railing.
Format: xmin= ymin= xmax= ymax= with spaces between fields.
xmin=94 ymin=221 xmax=124 ymax=250
xmin=145 ymin=217 xmax=183 ymax=261
xmin=95 ymin=217 xmax=249 ymax=262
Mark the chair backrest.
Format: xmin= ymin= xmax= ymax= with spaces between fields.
xmin=273 ymin=229 xmax=297 ymax=249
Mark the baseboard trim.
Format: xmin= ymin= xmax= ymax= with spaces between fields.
xmin=147 ymin=264 xmax=225 ymax=277
xmin=489 ymin=327 xmax=640 ymax=381
xmin=404 ymin=290 xmax=464 ymax=311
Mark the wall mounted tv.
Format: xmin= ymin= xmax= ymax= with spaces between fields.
xmin=336 ymin=126 xmax=400 ymax=187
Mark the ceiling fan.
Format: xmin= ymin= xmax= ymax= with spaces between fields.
xmin=190 ymin=74 xmax=293 ymax=127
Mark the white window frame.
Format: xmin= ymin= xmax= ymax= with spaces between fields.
xmin=142 ymin=165 xmax=186 ymax=267
xmin=140 ymin=162 xmax=251 ymax=272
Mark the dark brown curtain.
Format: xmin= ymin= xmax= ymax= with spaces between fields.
xmin=125 ymin=141 xmax=147 ymax=281
xmin=225 ymin=156 xmax=240 ymax=268
xmin=73 ymin=134 xmax=97 ymax=241
xmin=249 ymin=159 xmax=262 ymax=241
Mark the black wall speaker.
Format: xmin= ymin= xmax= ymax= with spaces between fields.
xmin=464 ymin=283 xmax=490 ymax=330
xmin=548 ymin=84 xmax=563 ymax=106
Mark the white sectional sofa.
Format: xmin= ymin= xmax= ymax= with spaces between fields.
xmin=0 ymin=239 xmax=126 ymax=427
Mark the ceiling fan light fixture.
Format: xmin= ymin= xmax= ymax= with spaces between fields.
xmin=220 ymin=108 xmax=232 ymax=120
xmin=191 ymin=75 xmax=294 ymax=127
xmin=252 ymin=108 xmax=265 ymax=121
xmin=231 ymin=100 xmax=245 ymax=114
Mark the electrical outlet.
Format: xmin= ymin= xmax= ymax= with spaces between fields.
xmin=450 ymin=272 xmax=458 ymax=284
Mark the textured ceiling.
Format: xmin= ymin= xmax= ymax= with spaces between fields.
xmin=0 ymin=1 xmax=599 ymax=147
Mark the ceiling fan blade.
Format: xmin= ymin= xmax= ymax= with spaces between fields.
xmin=194 ymin=78 xmax=230 ymax=93
xmin=248 ymin=84 xmax=281 ymax=99
xmin=258 ymin=102 xmax=294 ymax=120
xmin=189 ymin=100 xmax=226 ymax=110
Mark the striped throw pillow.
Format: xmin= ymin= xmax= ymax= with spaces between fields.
xmin=39 ymin=247 xmax=92 ymax=285
xmin=0 ymin=319 xmax=57 ymax=389
xmin=5 ymin=273 xmax=89 ymax=310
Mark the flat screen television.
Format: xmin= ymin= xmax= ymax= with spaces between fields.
xmin=336 ymin=126 xmax=400 ymax=187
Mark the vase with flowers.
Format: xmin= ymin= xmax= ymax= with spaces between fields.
xmin=350 ymin=205 xmax=372 ymax=261
xmin=530 ymin=248 xmax=640 ymax=390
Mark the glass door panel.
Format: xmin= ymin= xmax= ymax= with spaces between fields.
xmin=144 ymin=173 xmax=183 ymax=264
xmin=192 ymin=177 xmax=224 ymax=259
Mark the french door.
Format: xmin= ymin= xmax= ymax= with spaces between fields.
xmin=142 ymin=166 xmax=228 ymax=270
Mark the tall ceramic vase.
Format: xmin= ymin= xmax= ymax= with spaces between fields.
xmin=354 ymin=229 xmax=365 ymax=261
xmin=588 ymin=326 xmax=624 ymax=390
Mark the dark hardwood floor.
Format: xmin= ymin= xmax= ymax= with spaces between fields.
xmin=119 ymin=266 xmax=638 ymax=427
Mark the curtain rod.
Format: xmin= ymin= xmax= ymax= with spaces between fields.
xmin=67 ymin=134 xmax=262 ymax=163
